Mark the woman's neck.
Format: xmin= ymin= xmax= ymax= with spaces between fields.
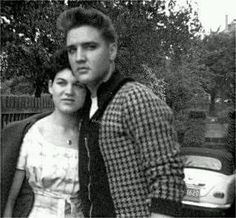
xmin=49 ymin=110 xmax=80 ymax=130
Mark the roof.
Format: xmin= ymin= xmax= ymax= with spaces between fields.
xmin=180 ymin=147 xmax=234 ymax=175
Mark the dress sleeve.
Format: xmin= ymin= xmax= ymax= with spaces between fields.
xmin=122 ymin=84 xmax=186 ymax=216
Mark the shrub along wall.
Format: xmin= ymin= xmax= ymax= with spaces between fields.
xmin=225 ymin=110 xmax=235 ymax=166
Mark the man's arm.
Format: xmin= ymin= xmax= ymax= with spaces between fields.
xmin=123 ymin=84 xmax=186 ymax=216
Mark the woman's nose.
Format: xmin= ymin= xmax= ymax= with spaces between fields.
xmin=65 ymin=84 xmax=73 ymax=95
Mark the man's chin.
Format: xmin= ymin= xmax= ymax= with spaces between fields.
xmin=75 ymin=75 xmax=91 ymax=85
xmin=61 ymin=108 xmax=78 ymax=114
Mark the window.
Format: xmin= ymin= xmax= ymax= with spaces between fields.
xmin=183 ymin=155 xmax=222 ymax=171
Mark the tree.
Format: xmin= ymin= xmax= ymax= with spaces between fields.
xmin=164 ymin=35 xmax=207 ymax=112
xmin=1 ymin=0 xmax=201 ymax=99
xmin=112 ymin=0 xmax=201 ymax=80
xmin=1 ymin=0 xmax=66 ymax=96
xmin=200 ymin=30 xmax=235 ymax=115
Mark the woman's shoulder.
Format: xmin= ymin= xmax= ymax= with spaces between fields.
xmin=2 ymin=112 xmax=51 ymax=140
xmin=32 ymin=115 xmax=51 ymax=136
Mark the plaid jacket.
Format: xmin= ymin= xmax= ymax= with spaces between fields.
xmin=80 ymin=71 xmax=186 ymax=217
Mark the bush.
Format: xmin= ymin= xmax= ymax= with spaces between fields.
xmin=174 ymin=110 xmax=189 ymax=144
xmin=182 ymin=110 xmax=206 ymax=147
xmin=225 ymin=110 xmax=235 ymax=167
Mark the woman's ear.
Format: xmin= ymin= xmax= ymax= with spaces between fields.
xmin=48 ymin=80 xmax=53 ymax=95
xmin=109 ymin=42 xmax=117 ymax=62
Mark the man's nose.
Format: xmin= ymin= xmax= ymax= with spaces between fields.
xmin=75 ymin=48 xmax=86 ymax=62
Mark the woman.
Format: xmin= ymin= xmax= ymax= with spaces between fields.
xmin=1 ymin=49 xmax=86 ymax=218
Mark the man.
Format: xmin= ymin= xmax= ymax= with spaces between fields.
xmin=57 ymin=7 xmax=186 ymax=218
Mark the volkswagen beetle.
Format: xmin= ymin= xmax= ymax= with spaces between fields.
xmin=181 ymin=147 xmax=235 ymax=217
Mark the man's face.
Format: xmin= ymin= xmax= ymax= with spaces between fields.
xmin=66 ymin=25 xmax=117 ymax=90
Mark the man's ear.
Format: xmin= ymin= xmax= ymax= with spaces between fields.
xmin=109 ymin=42 xmax=117 ymax=61
xmin=48 ymin=80 xmax=53 ymax=95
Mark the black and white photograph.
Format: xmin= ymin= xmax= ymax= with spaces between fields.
xmin=1 ymin=0 xmax=235 ymax=217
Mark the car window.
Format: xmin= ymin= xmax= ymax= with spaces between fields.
xmin=183 ymin=155 xmax=222 ymax=171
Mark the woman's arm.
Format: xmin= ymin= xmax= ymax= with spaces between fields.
xmin=3 ymin=170 xmax=26 ymax=217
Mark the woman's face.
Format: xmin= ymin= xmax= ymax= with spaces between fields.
xmin=49 ymin=68 xmax=86 ymax=114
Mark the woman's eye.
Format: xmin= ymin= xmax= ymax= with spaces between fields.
xmin=57 ymin=81 xmax=66 ymax=85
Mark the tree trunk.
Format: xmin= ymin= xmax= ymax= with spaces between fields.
xmin=34 ymin=85 xmax=42 ymax=98
xmin=209 ymin=92 xmax=216 ymax=116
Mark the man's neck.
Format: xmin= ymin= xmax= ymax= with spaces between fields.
xmin=88 ymin=64 xmax=115 ymax=97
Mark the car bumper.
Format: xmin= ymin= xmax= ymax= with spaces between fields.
xmin=182 ymin=200 xmax=232 ymax=209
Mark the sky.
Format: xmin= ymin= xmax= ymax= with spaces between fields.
xmin=192 ymin=0 xmax=236 ymax=33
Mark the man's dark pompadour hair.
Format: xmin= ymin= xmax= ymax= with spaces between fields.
xmin=57 ymin=7 xmax=117 ymax=43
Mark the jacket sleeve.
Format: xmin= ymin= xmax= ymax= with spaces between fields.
xmin=122 ymin=84 xmax=186 ymax=216
xmin=1 ymin=123 xmax=26 ymax=216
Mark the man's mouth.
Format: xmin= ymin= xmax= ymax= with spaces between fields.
xmin=77 ymin=67 xmax=89 ymax=72
xmin=61 ymin=98 xmax=75 ymax=103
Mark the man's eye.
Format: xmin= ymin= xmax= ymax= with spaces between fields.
xmin=67 ymin=47 xmax=76 ymax=54
xmin=86 ymin=44 xmax=97 ymax=50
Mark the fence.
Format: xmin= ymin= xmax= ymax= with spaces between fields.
xmin=1 ymin=95 xmax=54 ymax=129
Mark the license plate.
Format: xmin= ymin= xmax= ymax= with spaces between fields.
xmin=184 ymin=187 xmax=200 ymax=201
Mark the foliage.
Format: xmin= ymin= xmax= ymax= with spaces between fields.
xmin=225 ymin=110 xmax=235 ymax=164
xmin=199 ymin=30 xmax=235 ymax=114
xmin=182 ymin=112 xmax=206 ymax=147
xmin=80 ymin=0 xmax=202 ymax=115
xmin=1 ymin=80 xmax=11 ymax=95
xmin=167 ymin=28 xmax=235 ymax=116
xmin=141 ymin=64 xmax=167 ymax=101
xmin=1 ymin=0 xmax=66 ymax=96
xmin=1 ymin=0 xmax=201 ymax=98
xmin=175 ymin=109 xmax=206 ymax=145
xmin=1 ymin=76 xmax=34 ymax=96
xmin=165 ymin=46 xmax=206 ymax=113
xmin=174 ymin=109 xmax=189 ymax=144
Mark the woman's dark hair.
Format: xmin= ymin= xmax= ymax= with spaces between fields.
xmin=45 ymin=49 xmax=71 ymax=82
xmin=57 ymin=7 xmax=117 ymax=43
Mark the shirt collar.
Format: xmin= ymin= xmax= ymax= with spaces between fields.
xmin=96 ymin=69 xmax=134 ymax=109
